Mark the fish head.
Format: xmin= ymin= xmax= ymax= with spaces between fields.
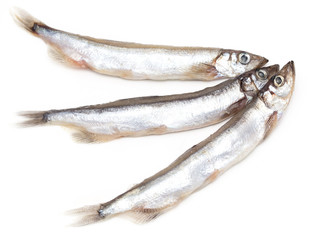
xmin=259 ymin=61 xmax=295 ymax=117
xmin=240 ymin=64 xmax=280 ymax=97
xmin=214 ymin=50 xmax=268 ymax=78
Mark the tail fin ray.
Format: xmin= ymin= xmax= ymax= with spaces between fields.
xmin=67 ymin=204 xmax=106 ymax=227
xmin=67 ymin=204 xmax=104 ymax=227
xmin=18 ymin=111 xmax=48 ymax=127
xmin=10 ymin=7 xmax=45 ymax=35
xmin=67 ymin=203 xmax=165 ymax=226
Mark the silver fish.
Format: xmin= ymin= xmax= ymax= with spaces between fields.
xmin=70 ymin=61 xmax=295 ymax=225
xmin=11 ymin=8 xmax=268 ymax=81
xmin=20 ymin=65 xmax=279 ymax=143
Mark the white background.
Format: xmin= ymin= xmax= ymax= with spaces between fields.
xmin=0 ymin=0 xmax=312 ymax=239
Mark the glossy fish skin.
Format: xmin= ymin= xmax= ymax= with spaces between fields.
xmin=20 ymin=65 xmax=279 ymax=143
xmin=11 ymin=8 xmax=268 ymax=81
xmin=70 ymin=62 xmax=295 ymax=225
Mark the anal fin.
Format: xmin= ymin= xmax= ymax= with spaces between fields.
xmin=69 ymin=128 xmax=119 ymax=143
xmin=125 ymin=207 xmax=165 ymax=224
xmin=58 ymin=123 xmax=119 ymax=143
xmin=48 ymin=47 xmax=88 ymax=69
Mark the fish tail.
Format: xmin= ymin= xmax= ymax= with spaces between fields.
xmin=19 ymin=111 xmax=119 ymax=142
xmin=66 ymin=204 xmax=105 ymax=227
xmin=68 ymin=200 xmax=166 ymax=225
xmin=67 ymin=199 xmax=122 ymax=226
xmin=18 ymin=111 xmax=49 ymax=127
xmin=11 ymin=8 xmax=89 ymax=68
xmin=10 ymin=7 xmax=46 ymax=36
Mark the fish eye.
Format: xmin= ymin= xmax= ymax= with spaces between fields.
xmin=273 ymin=75 xmax=285 ymax=87
xmin=256 ymin=69 xmax=268 ymax=80
xmin=238 ymin=52 xmax=250 ymax=65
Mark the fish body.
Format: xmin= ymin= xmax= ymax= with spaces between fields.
xmin=71 ymin=62 xmax=295 ymax=224
xmin=21 ymin=65 xmax=279 ymax=142
xmin=11 ymin=8 xmax=267 ymax=81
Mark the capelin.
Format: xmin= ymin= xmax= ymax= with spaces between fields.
xmin=259 ymin=61 xmax=295 ymax=114
xmin=10 ymin=8 xmax=45 ymax=35
xmin=261 ymin=62 xmax=295 ymax=94
xmin=241 ymin=51 xmax=268 ymax=70
xmin=257 ymin=64 xmax=280 ymax=91
xmin=253 ymin=64 xmax=280 ymax=90
xmin=214 ymin=50 xmax=268 ymax=78
xmin=262 ymin=64 xmax=280 ymax=78
xmin=239 ymin=64 xmax=279 ymax=96
xmin=255 ymin=55 xmax=269 ymax=68
xmin=276 ymin=61 xmax=295 ymax=91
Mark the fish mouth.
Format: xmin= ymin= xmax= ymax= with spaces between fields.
xmin=286 ymin=60 xmax=296 ymax=98
xmin=262 ymin=64 xmax=280 ymax=78
xmin=281 ymin=61 xmax=296 ymax=92
xmin=259 ymin=61 xmax=295 ymax=95
xmin=256 ymin=56 xmax=269 ymax=68
xmin=289 ymin=61 xmax=295 ymax=76
xmin=280 ymin=61 xmax=295 ymax=78
xmin=243 ymin=51 xmax=268 ymax=69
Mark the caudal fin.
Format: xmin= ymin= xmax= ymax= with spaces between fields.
xmin=67 ymin=204 xmax=104 ymax=227
xmin=18 ymin=111 xmax=48 ymax=127
xmin=67 ymin=202 xmax=166 ymax=226
xmin=11 ymin=8 xmax=90 ymax=69
xmin=10 ymin=7 xmax=46 ymax=35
